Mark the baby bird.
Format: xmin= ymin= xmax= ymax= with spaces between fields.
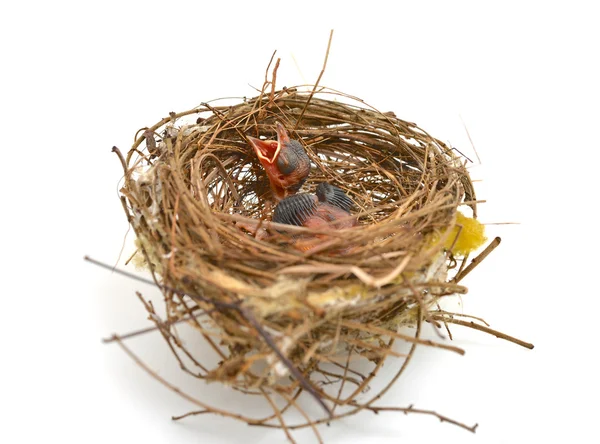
xmin=271 ymin=183 xmax=357 ymax=253
xmin=247 ymin=122 xmax=311 ymax=201
xmin=273 ymin=182 xmax=356 ymax=230
xmin=236 ymin=183 xmax=356 ymax=252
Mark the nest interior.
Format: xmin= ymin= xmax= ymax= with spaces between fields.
xmin=115 ymin=86 xmax=483 ymax=433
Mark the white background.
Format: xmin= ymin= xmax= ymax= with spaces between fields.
xmin=1 ymin=1 xmax=598 ymax=443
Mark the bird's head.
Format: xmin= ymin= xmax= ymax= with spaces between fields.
xmin=247 ymin=122 xmax=310 ymax=200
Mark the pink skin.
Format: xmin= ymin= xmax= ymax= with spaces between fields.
xmin=236 ymin=201 xmax=357 ymax=253
xmin=294 ymin=203 xmax=357 ymax=253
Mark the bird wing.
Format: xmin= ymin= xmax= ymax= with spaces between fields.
xmin=315 ymin=183 xmax=354 ymax=212
xmin=272 ymin=193 xmax=318 ymax=226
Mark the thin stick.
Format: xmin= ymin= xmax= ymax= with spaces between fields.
xmin=173 ymin=292 xmax=227 ymax=360
xmin=251 ymin=388 xmax=304 ymax=426
xmin=264 ymin=50 xmax=277 ymax=85
xmin=294 ymin=30 xmax=334 ymax=130
xmin=436 ymin=302 xmax=453 ymax=340
xmin=430 ymin=310 xmax=491 ymax=327
xmin=332 ymin=344 xmax=354 ymax=413
xmin=346 ymin=338 xmax=406 ymax=358
xmin=102 ymin=310 xmax=220 ymax=344
xmin=241 ymin=307 xmax=333 ymax=418
xmin=279 ymin=391 xmax=324 ymax=444
xmin=86 ymin=256 xmax=332 ymax=418
xmin=453 ymin=237 xmax=501 ymax=283
xmin=254 ymin=314 xmax=469 ymax=432
xmin=460 ymin=114 xmax=482 ymax=165
xmin=341 ymin=320 xmax=465 ymax=356
xmin=431 ymin=316 xmax=534 ymax=350
xmin=113 ymin=337 xmax=250 ymax=423
xmin=172 ymin=410 xmax=210 ymax=421
xmin=260 ymin=388 xmax=297 ymax=444
xmin=103 ymin=326 xmax=160 ymax=343
xmin=269 ymin=58 xmax=281 ymax=105
xmin=367 ymin=405 xmax=478 ymax=433
xmin=134 ymin=291 xmax=209 ymax=376
xmin=85 ymin=256 xmax=241 ymax=312
xmin=123 ymin=248 xmax=138 ymax=266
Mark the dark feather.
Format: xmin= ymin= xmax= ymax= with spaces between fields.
xmin=273 ymin=193 xmax=317 ymax=226
xmin=315 ymin=183 xmax=354 ymax=212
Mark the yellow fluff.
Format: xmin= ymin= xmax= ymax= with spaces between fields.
xmin=446 ymin=212 xmax=487 ymax=256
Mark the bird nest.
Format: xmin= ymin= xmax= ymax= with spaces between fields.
xmin=112 ymin=85 xmax=513 ymax=440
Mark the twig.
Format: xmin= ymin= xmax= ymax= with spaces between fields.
xmin=172 ymin=410 xmax=210 ymax=421
xmin=294 ymin=30 xmax=334 ymax=130
xmin=101 ymin=311 xmax=216 ymax=344
xmin=241 ymin=307 xmax=333 ymax=418
xmin=85 ymin=256 xmax=242 ymax=312
xmin=86 ymin=256 xmax=333 ymax=418
xmin=269 ymin=58 xmax=281 ymax=105
xmin=436 ymin=302 xmax=453 ymax=340
xmin=253 ymin=315 xmax=434 ymax=430
xmin=431 ymin=316 xmax=534 ymax=350
xmin=260 ymin=388 xmax=297 ymax=444
xmin=264 ymin=50 xmax=277 ymax=86
xmin=134 ymin=291 xmax=209 ymax=376
xmin=366 ymin=405 xmax=478 ymax=433
xmin=453 ymin=237 xmax=501 ymax=283
xmin=430 ymin=310 xmax=491 ymax=327
xmin=341 ymin=320 xmax=465 ymax=356
xmin=279 ymin=391 xmax=324 ymax=444
xmin=332 ymin=344 xmax=355 ymax=413
xmin=112 ymin=336 xmax=251 ymax=423
xmin=460 ymin=114 xmax=482 ymax=165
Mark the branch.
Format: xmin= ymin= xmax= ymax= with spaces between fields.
xmin=366 ymin=405 xmax=478 ymax=433
xmin=431 ymin=316 xmax=534 ymax=349
xmin=86 ymin=256 xmax=333 ymax=418
xmin=294 ymin=30 xmax=334 ymax=130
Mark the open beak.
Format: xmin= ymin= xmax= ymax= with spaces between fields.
xmin=248 ymin=122 xmax=301 ymax=201
xmin=247 ymin=121 xmax=290 ymax=165
xmin=247 ymin=136 xmax=279 ymax=164
xmin=274 ymin=121 xmax=291 ymax=146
